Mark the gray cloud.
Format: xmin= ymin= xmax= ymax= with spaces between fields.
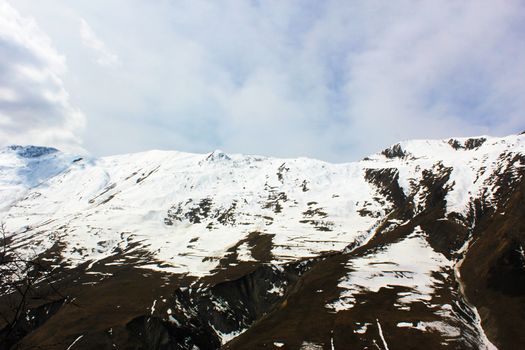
xmin=0 ymin=0 xmax=85 ymax=153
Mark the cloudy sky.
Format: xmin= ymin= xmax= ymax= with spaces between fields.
xmin=1 ymin=0 xmax=524 ymax=161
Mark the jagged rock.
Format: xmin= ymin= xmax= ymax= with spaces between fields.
xmin=7 ymin=145 xmax=58 ymax=158
xmin=381 ymin=143 xmax=407 ymax=158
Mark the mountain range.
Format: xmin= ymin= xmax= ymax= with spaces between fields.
xmin=1 ymin=133 xmax=524 ymax=349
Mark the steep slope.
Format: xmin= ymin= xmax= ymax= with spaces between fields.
xmin=0 ymin=145 xmax=77 ymax=219
xmin=0 ymin=134 xmax=524 ymax=349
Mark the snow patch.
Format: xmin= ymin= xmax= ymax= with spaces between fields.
xmin=328 ymin=226 xmax=452 ymax=311
xmin=300 ymin=341 xmax=323 ymax=350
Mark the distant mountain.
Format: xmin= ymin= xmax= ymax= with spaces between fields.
xmin=1 ymin=134 xmax=524 ymax=349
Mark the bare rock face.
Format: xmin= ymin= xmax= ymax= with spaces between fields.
xmin=6 ymin=145 xmax=59 ymax=158
xmin=1 ymin=134 xmax=525 ymax=349
xmin=381 ymin=143 xmax=408 ymax=159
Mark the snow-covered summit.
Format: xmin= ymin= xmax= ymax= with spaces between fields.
xmin=205 ymin=149 xmax=232 ymax=162
xmin=372 ymin=135 xmax=519 ymax=160
xmin=0 ymin=145 xmax=79 ymax=219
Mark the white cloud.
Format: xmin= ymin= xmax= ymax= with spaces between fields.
xmin=4 ymin=0 xmax=525 ymax=161
xmin=336 ymin=1 xmax=525 ymax=156
xmin=0 ymin=0 xmax=85 ymax=153
xmin=79 ymin=18 xmax=118 ymax=66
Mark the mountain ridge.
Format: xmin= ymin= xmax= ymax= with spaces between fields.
xmin=1 ymin=133 xmax=524 ymax=349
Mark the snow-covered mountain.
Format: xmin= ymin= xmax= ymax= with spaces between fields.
xmin=1 ymin=134 xmax=524 ymax=349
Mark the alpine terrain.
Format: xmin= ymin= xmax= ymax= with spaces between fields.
xmin=1 ymin=133 xmax=525 ymax=349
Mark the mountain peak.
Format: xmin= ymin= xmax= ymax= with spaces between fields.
xmin=381 ymin=143 xmax=408 ymax=159
xmin=6 ymin=145 xmax=59 ymax=158
xmin=205 ymin=149 xmax=231 ymax=162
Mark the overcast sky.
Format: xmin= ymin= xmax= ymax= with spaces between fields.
xmin=1 ymin=0 xmax=524 ymax=161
